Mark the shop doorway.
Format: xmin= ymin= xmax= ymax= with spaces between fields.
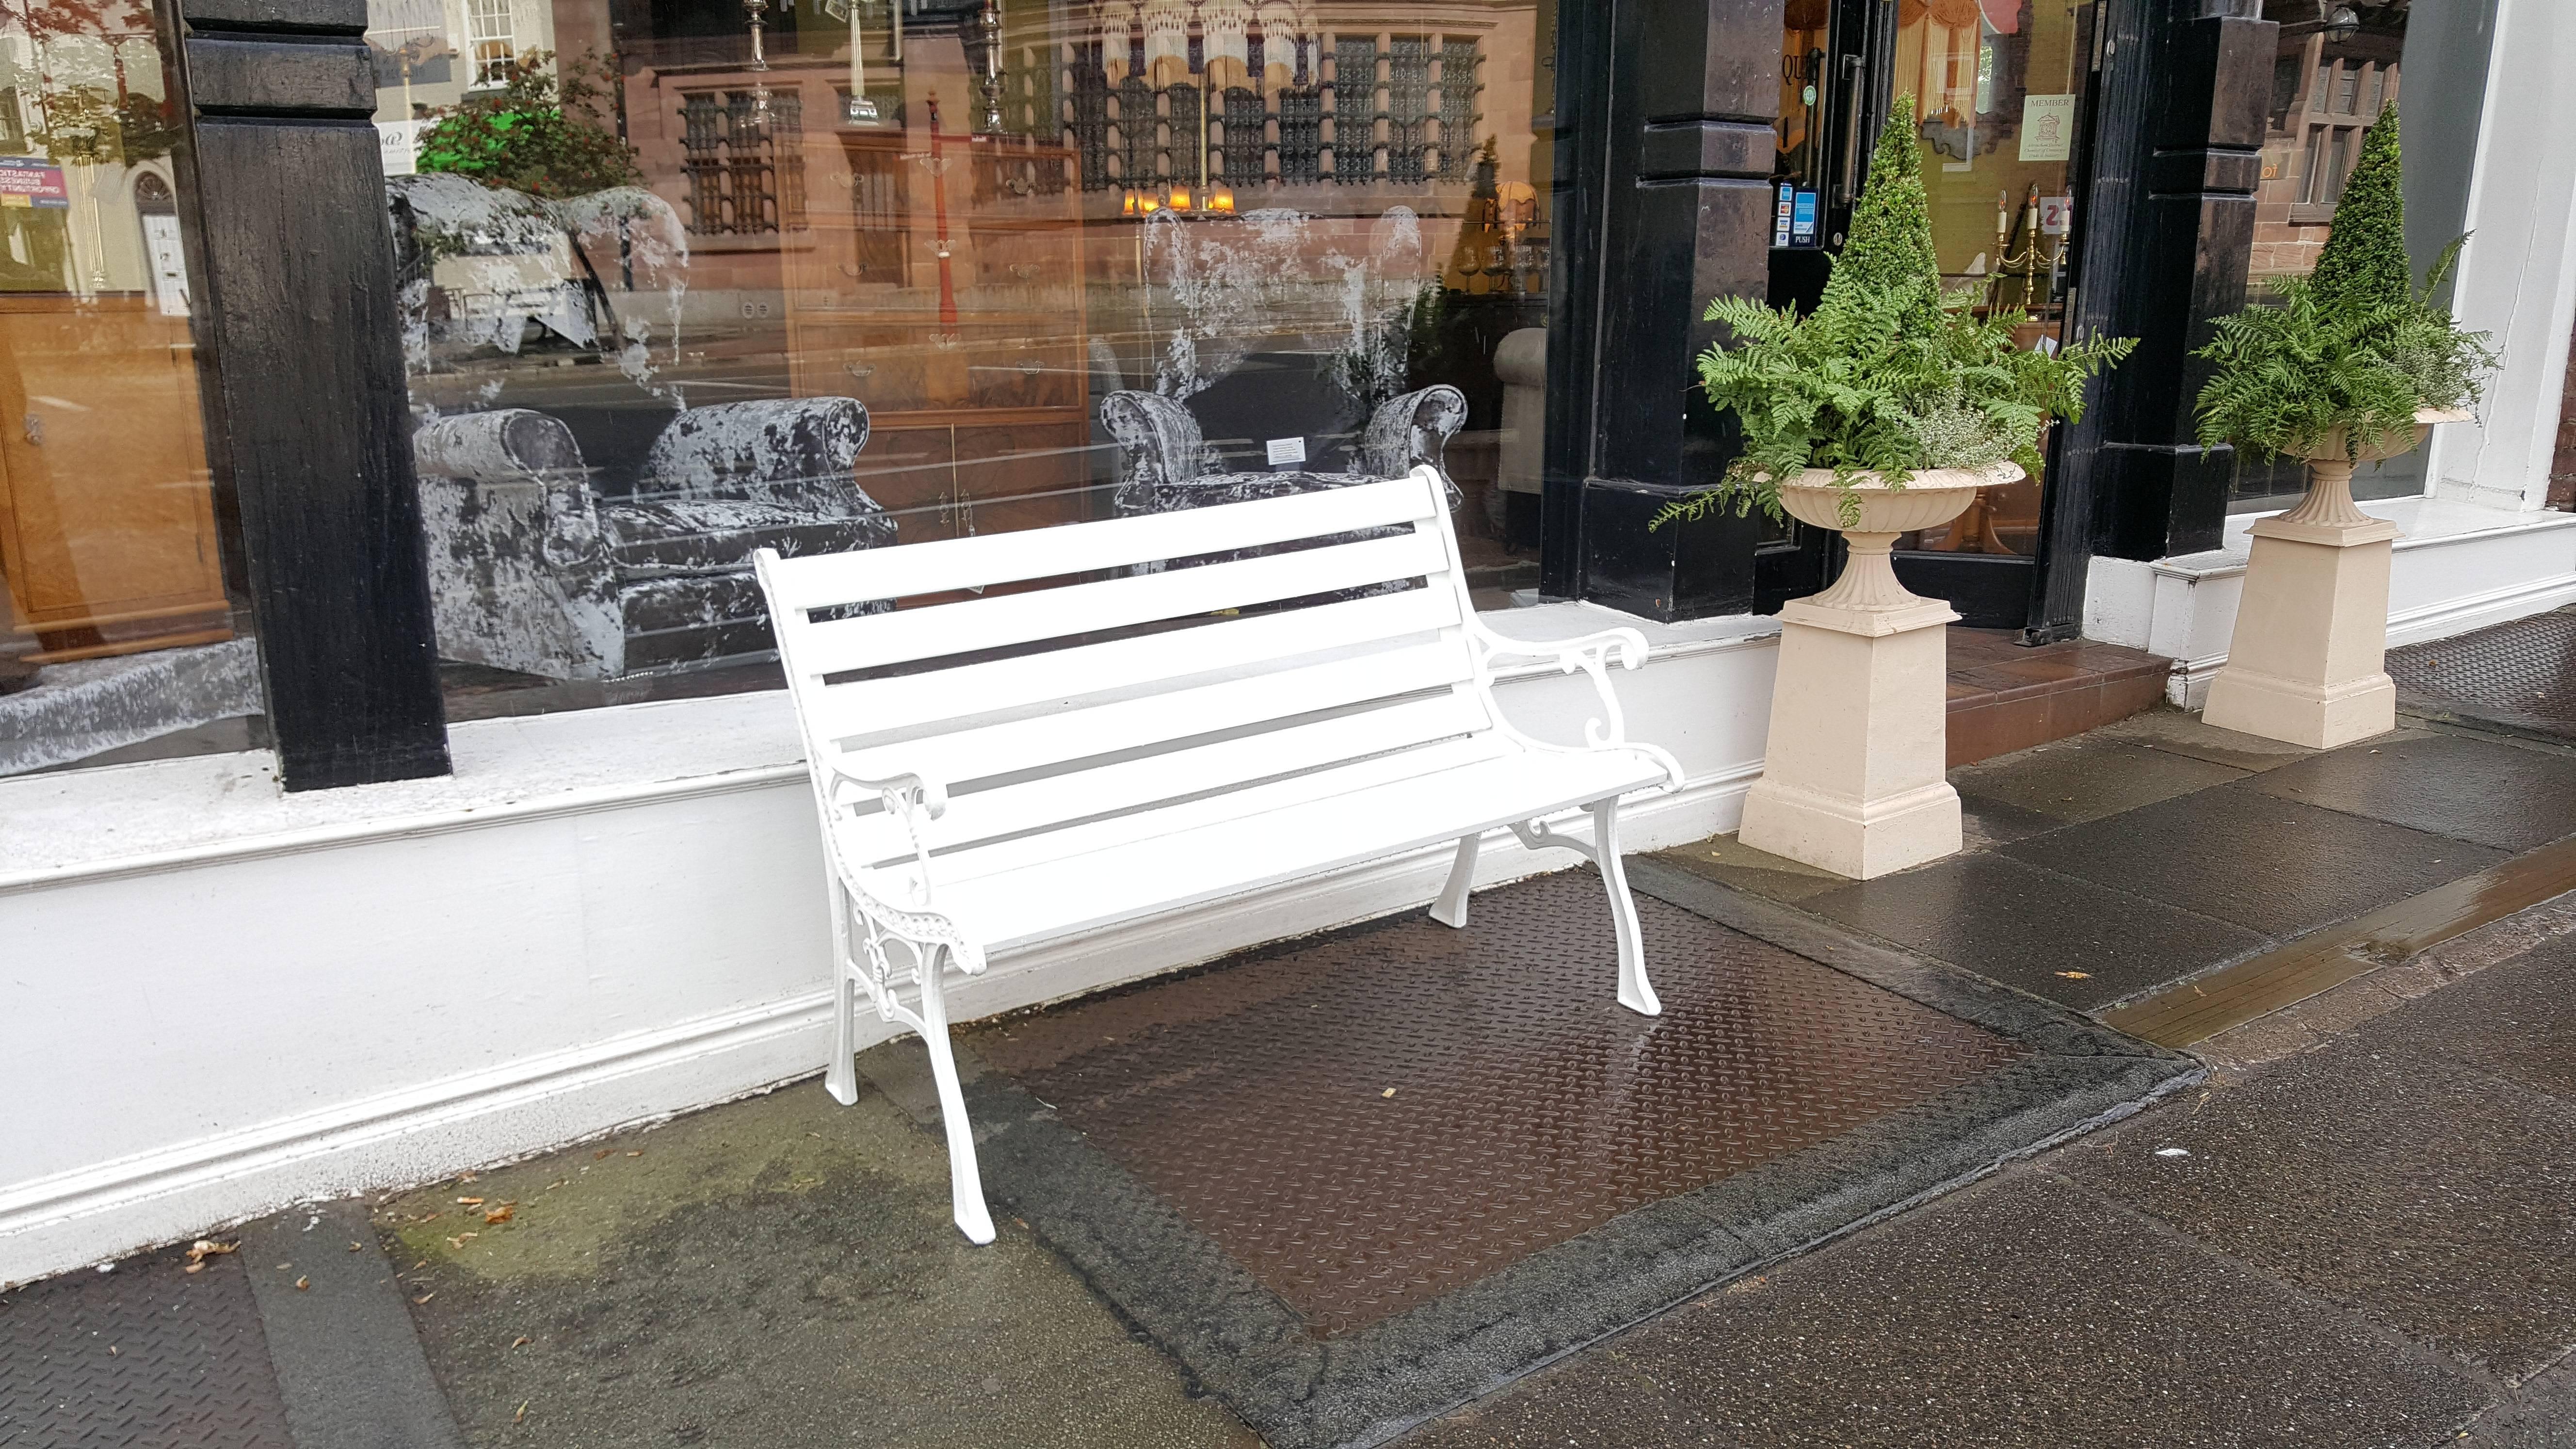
xmin=1762 ymin=0 xmax=2105 ymax=629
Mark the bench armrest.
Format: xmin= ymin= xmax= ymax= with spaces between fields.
xmin=1466 ymin=619 xmax=1685 ymax=788
xmin=826 ymin=766 xmax=952 ymax=906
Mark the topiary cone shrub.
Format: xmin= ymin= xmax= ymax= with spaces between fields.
xmin=1653 ymin=95 xmax=2132 ymax=531
xmin=2194 ymin=103 xmax=2497 ymax=466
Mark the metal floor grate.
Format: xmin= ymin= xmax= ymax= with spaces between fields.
xmin=974 ymin=870 xmax=2030 ymax=1337
xmin=2390 ymin=607 xmax=2576 ymax=739
xmin=0 ymin=1245 xmax=293 ymax=1449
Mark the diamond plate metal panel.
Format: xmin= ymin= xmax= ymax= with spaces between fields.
xmin=0 ymin=1244 xmax=293 ymax=1449
xmin=975 ymin=871 xmax=2030 ymax=1336
xmin=2390 ymin=608 xmax=2576 ymax=739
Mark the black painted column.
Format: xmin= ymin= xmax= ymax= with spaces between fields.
xmin=172 ymin=0 xmax=451 ymax=789
xmin=2035 ymin=0 xmax=2274 ymax=642
xmin=1540 ymin=0 xmax=1787 ymax=620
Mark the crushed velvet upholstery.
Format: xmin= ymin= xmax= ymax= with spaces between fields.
xmin=1100 ymin=385 xmax=1468 ymax=519
xmin=413 ymin=398 xmax=893 ymax=679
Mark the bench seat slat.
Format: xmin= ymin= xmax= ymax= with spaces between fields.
xmin=784 ymin=527 xmax=1451 ymax=679
xmin=923 ymin=747 xmax=1674 ymax=952
xmin=838 ymin=691 xmax=1495 ymax=866
xmin=805 ymin=585 xmax=1464 ymax=747
xmin=831 ymin=638 xmax=1479 ymax=795
xmin=762 ymin=475 xmax=1436 ymax=608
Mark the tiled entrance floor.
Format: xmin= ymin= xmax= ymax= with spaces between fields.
xmin=1946 ymin=627 xmax=2168 ymax=767
xmin=940 ymin=869 xmax=2191 ymax=1448
xmin=973 ymin=871 xmax=2029 ymax=1337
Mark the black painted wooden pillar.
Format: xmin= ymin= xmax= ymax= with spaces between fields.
xmin=1539 ymin=0 xmax=1787 ymax=619
xmin=171 ymin=0 xmax=451 ymax=789
xmin=2033 ymin=0 xmax=2275 ymax=638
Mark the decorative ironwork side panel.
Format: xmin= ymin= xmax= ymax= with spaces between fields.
xmin=1219 ymin=86 xmax=1265 ymax=189
xmin=1385 ymin=36 xmax=1429 ymax=184
xmin=1069 ymin=45 xmax=1113 ymax=190
xmin=1167 ymin=82 xmax=1203 ymax=186
xmin=1117 ymin=73 xmax=1158 ymax=183
xmin=1331 ymin=35 xmax=1380 ymax=184
xmin=1278 ymin=86 xmax=1323 ymax=183
xmin=1437 ymin=38 xmax=1481 ymax=179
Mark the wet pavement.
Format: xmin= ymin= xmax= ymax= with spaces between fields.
xmin=10 ymin=709 xmax=2576 ymax=1449
xmin=1660 ymin=712 xmax=2576 ymax=1016
xmin=1398 ymin=902 xmax=2576 ymax=1449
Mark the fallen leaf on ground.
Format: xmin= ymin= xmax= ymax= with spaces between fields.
xmin=294 ymin=1276 xmax=310 ymax=1291
xmin=2054 ymin=971 xmax=2092 ymax=980
xmin=1380 ymin=1088 xmax=1397 ymax=1098
xmin=515 ymin=1401 xmax=529 ymax=1424
xmin=455 ymin=1197 xmax=485 ymax=1206
xmin=414 ymin=1292 xmax=436 ymax=1305
xmin=625 ymin=1150 xmax=642 ymax=1158
xmin=183 ymin=1264 xmax=203 ymax=1274
xmin=349 ymin=1242 xmax=364 ymax=1253
xmin=184 ymin=1239 xmax=238 ymax=1266
xmin=594 ymin=1150 xmax=612 ymax=1160
xmin=484 ymin=1205 xmax=515 ymax=1225
xmin=107 ymin=1346 xmax=118 ymax=1356
xmin=510 ymin=1336 xmax=532 ymax=1349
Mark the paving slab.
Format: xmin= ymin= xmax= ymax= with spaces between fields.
xmin=2092 ymin=707 xmax=2320 ymax=772
xmin=2064 ymin=1034 xmax=2576 ymax=1381
xmin=1998 ymin=784 xmax=2507 ymax=938
xmin=1798 ymin=852 xmax=2268 ymax=1011
xmin=240 ymin=1200 xmax=466 ymax=1449
xmin=2338 ymin=928 xmax=2576 ymax=1106
xmin=2247 ymin=729 xmax=2576 ymax=852
xmin=1650 ymin=832 xmax=1850 ymax=903
xmin=1951 ymin=734 xmax=2251 ymax=826
xmin=1395 ymin=1171 xmax=2486 ymax=1449
xmin=375 ymin=1084 xmax=1255 ymax=1449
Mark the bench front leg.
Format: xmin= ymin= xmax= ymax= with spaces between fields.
xmin=1431 ymin=832 xmax=1481 ymax=928
xmin=913 ymin=948 xmax=998 ymax=1245
xmin=1590 ymin=798 xmax=1658 ymax=1016
xmin=1509 ymin=800 xmax=1659 ymax=1017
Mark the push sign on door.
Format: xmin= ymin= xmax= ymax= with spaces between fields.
xmin=1774 ymin=183 xmax=1820 ymax=248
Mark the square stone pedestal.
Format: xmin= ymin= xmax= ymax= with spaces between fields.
xmin=2202 ymin=514 xmax=2401 ymax=749
xmin=1739 ymin=596 xmax=1964 ymax=880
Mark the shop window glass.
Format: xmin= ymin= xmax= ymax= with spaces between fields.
xmin=2236 ymin=0 xmax=2487 ymax=509
xmin=1852 ymin=0 xmax=2094 ymax=559
xmin=0 ymin=1 xmax=257 ymax=779
xmin=383 ymin=0 xmax=1554 ymax=721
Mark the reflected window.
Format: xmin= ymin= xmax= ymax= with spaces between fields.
xmin=389 ymin=0 xmax=1557 ymax=722
xmin=469 ymin=0 xmax=519 ymax=88
xmin=0 ymin=0 xmax=258 ymax=777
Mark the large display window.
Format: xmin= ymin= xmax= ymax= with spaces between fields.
xmin=0 ymin=1 xmax=254 ymax=778
xmin=377 ymin=0 xmax=1558 ymax=719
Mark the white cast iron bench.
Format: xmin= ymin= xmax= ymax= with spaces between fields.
xmin=754 ymin=467 xmax=1684 ymax=1242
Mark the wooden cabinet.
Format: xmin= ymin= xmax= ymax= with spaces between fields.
xmin=0 ymin=295 xmax=230 ymax=660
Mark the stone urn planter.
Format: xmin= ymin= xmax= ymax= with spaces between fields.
xmin=1738 ymin=461 xmax=2019 ymax=879
xmin=2202 ymin=407 xmax=2471 ymax=748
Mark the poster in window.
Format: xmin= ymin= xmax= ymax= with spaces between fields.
xmin=2019 ymin=94 xmax=2077 ymax=162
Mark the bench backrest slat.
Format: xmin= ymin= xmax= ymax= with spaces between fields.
xmin=762 ymin=474 xmax=1440 ymax=610
xmin=832 ymin=637 xmax=1474 ymax=801
xmin=783 ymin=526 xmax=1447 ymax=680
xmin=802 ymin=583 xmax=1464 ymax=747
xmin=759 ymin=469 xmax=1486 ymax=886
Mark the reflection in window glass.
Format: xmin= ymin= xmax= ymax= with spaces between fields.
xmin=2239 ymin=0 xmax=2410 ymax=506
xmin=0 ymin=2 xmax=259 ymax=778
xmin=1871 ymin=0 xmax=2095 ymax=558
xmin=385 ymin=0 xmax=1554 ymax=720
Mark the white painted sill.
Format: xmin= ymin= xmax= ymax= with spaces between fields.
xmin=2149 ymin=496 xmax=2576 ymax=581
xmin=0 ymin=601 xmax=1780 ymax=894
